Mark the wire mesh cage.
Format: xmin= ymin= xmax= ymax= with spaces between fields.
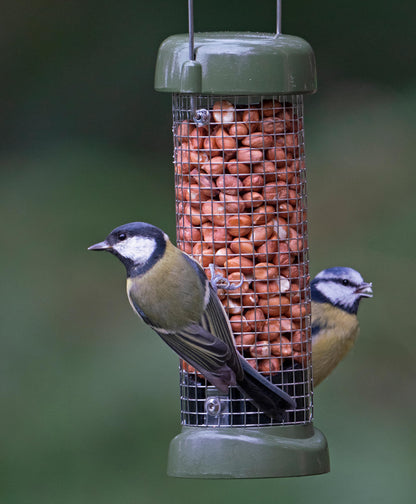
xmin=174 ymin=95 xmax=312 ymax=427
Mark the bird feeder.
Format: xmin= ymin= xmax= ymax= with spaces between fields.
xmin=154 ymin=0 xmax=329 ymax=478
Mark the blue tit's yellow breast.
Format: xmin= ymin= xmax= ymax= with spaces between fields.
xmin=126 ymin=242 xmax=206 ymax=331
xmin=311 ymin=302 xmax=359 ymax=386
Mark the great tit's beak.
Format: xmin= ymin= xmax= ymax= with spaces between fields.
xmin=355 ymin=282 xmax=373 ymax=298
xmin=88 ymin=240 xmax=112 ymax=251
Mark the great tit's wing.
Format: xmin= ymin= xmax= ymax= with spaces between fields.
xmin=155 ymin=324 xmax=237 ymax=393
xmin=200 ymin=285 xmax=244 ymax=380
xmin=181 ymin=252 xmax=244 ymax=380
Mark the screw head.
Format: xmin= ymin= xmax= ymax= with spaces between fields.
xmin=205 ymin=397 xmax=222 ymax=417
xmin=193 ymin=108 xmax=210 ymax=126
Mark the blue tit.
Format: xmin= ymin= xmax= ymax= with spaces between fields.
xmin=89 ymin=222 xmax=296 ymax=419
xmin=311 ymin=266 xmax=373 ymax=386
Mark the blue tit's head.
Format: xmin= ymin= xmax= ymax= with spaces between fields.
xmin=311 ymin=267 xmax=373 ymax=314
xmin=88 ymin=222 xmax=168 ymax=275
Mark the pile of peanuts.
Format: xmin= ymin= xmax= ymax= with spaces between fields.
xmin=174 ymin=98 xmax=310 ymax=378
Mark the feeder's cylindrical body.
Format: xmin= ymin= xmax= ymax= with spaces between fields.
xmin=174 ymin=94 xmax=310 ymax=426
xmin=156 ymin=33 xmax=317 ymax=428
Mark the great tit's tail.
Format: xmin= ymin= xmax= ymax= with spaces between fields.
xmin=237 ymin=357 xmax=297 ymax=420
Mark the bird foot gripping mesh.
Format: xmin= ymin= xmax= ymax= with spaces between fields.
xmin=173 ymin=95 xmax=313 ymax=427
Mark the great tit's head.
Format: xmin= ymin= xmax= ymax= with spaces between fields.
xmin=311 ymin=266 xmax=373 ymax=314
xmin=88 ymin=222 xmax=169 ymax=275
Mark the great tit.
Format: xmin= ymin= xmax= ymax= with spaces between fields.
xmin=311 ymin=267 xmax=373 ymax=386
xmin=88 ymin=221 xmax=296 ymax=419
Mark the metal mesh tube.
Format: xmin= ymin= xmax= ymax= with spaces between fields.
xmin=173 ymin=94 xmax=312 ymax=426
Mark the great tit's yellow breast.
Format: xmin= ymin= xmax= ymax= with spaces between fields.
xmin=126 ymin=242 xmax=206 ymax=331
xmin=312 ymin=302 xmax=359 ymax=386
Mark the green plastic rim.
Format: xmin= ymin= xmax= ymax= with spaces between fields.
xmin=155 ymin=32 xmax=317 ymax=95
xmin=167 ymin=424 xmax=330 ymax=479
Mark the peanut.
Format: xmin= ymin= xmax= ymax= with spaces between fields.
xmin=262 ymin=99 xmax=283 ymax=118
xmin=237 ymin=147 xmax=263 ymax=163
xmin=201 ymin=155 xmax=225 ymax=176
xmin=216 ymin=174 xmax=240 ymax=195
xmin=227 ymin=159 xmax=251 ymax=176
xmin=229 ymin=122 xmax=249 ymax=138
xmin=215 ymin=128 xmax=237 ymax=152
xmin=248 ymin=223 xmax=274 ymax=246
xmin=214 ymin=247 xmax=232 ymax=267
xmin=230 ymin=236 xmax=255 ymax=257
xmin=189 ymin=126 xmax=207 ymax=149
xmin=213 ymin=100 xmax=236 ymax=124
xmin=253 ymin=161 xmax=279 ymax=182
xmin=254 ymin=262 xmax=279 ymax=281
xmin=226 ymin=214 xmax=252 ymax=237
xmin=242 ymin=108 xmax=260 ymax=132
xmin=270 ymin=336 xmax=292 ymax=357
xmin=256 ymin=237 xmax=278 ymax=263
xmin=241 ymin=173 xmax=265 ymax=192
xmin=234 ymin=332 xmax=255 ymax=349
xmin=245 ymin=308 xmax=266 ymax=331
xmin=176 ymin=120 xmax=193 ymax=140
xmin=250 ymin=342 xmax=271 ymax=358
xmin=192 ymin=242 xmax=214 ymax=267
xmin=241 ymin=132 xmax=274 ymax=149
xmin=263 ymin=317 xmax=293 ymax=339
xmin=266 ymin=146 xmax=287 ymax=168
xmin=203 ymin=136 xmax=221 ymax=158
xmin=258 ymin=358 xmax=281 ymax=374
xmin=241 ymin=289 xmax=258 ymax=308
xmin=242 ymin=190 xmax=264 ymax=208
xmin=252 ymin=205 xmax=276 ymax=225
xmin=201 ymin=224 xmax=231 ymax=249
xmin=201 ymin=200 xmax=226 ymax=226
xmin=225 ymin=256 xmax=254 ymax=276
xmin=258 ymin=295 xmax=290 ymax=317
xmin=184 ymin=202 xmax=209 ymax=226
xmin=262 ymin=117 xmax=285 ymax=135
xmin=223 ymin=298 xmax=244 ymax=316
xmin=218 ymin=192 xmax=246 ymax=213
xmin=229 ymin=314 xmax=251 ymax=333
xmin=292 ymin=330 xmax=307 ymax=352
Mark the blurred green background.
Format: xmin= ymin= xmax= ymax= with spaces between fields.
xmin=1 ymin=1 xmax=415 ymax=502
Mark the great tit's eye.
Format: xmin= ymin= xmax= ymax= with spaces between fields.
xmin=117 ymin=232 xmax=127 ymax=241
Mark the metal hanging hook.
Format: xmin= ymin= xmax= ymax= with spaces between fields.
xmin=187 ymin=0 xmax=282 ymax=122
xmin=188 ymin=0 xmax=209 ymax=125
xmin=276 ymin=0 xmax=282 ymax=36
xmin=188 ymin=0 xmax=195 ymax=60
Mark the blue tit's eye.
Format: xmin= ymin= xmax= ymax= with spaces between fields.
xmin=342 ymin=279 xmax=350 ymax=286
xmin=118 ymin=232 xmax=127 ymax=241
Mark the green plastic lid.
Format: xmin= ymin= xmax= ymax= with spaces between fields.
xmin=154 ymin=32 xmax=317 ymax=95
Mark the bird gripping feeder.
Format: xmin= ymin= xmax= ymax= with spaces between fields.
xmin=154 ymin=0 xmax=329 ymax=478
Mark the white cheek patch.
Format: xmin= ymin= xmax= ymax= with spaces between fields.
xmin=317 ymin=281 xmax=355 ymax=308
xmin=113 ymin=236 xmax=157 ymax=264
xmin=318 ymin=282 xmax=344 ymax=303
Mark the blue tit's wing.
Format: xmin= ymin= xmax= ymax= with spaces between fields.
xmin=155 ymin=323 xmax=237 ymax=393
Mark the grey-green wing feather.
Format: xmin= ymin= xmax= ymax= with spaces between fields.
xmin=156 ymin=324 xmax=237 ymax=393
xmin=200 ymin=285 xmax=243 ymax=380
xmin=182 ymin=253 xmax=243 ymax=380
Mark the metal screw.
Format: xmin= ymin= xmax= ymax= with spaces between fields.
xmin=205 ymin=397 xmax=222 ymax=417
xmin=193 ymin=108 xmax=210 ymax=126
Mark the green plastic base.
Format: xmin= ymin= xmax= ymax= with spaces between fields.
xmin=167 ymin=424 xmax=330 ymax=479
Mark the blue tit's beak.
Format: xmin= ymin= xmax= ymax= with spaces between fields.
xmin=355 ymin=282 xmax=373 ymax=298
xmin=88 ymin=240 xmax=112 ymax=251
